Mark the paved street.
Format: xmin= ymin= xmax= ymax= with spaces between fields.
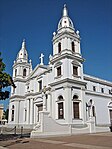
xmin=0 ymin=132 xmax=112 ymax=149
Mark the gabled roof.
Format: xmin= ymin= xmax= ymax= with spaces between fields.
xmin=28 ymin=64 xmax=50 ymax=79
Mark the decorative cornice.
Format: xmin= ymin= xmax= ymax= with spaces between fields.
xmin=49 ymin=78 xmax=87 ymax=87
xmin=53 ymin=29 xmax=80 ymax=43
xmin=84 ymin=74 xmax=112 ymax=87
xmin=13 ymin=62 xmax=30 ymax=68
xmin=13 ymin=77 xmax=26 ymax=82
xmin=72 ymin=60 xmax=81 ymax=67
xmin=54 ymin=61 xmax=62 ymax=68
xmin=25 ymin=86 xmax=51 ymax=97
xmin=51 ymin=53 xmax=84 ymax=64
xmin=10 ymin=95 xmax=25 ymax=99
xmin=85 ymin=90 xmax=112 ymax=98
xmin=72 ymin=86 xmax=81 ymax=90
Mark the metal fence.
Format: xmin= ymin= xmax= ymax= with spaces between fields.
xmin=0 ymin=126 xmax=31 ymax=139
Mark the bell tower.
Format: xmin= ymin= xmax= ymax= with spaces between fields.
xmin=13 ymin=40 xmax=32 ymax=79
xmin=11 ymin=40 xmax=32 ymax=95
xmin=51 ymin=5 xmax=84 ymax=80
xmin=52 ymin=4 xmax=81 ymax=57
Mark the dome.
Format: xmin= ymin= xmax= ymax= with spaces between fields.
xmin=58 ymin=4 xmax=74 ymax=30
xmin=58 ymin=17 xmax=74 ymax=29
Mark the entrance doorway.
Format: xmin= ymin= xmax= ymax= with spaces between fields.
xmin=37 ymin=104 xmax=43 ymax=122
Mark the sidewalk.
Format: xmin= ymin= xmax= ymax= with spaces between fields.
xmin=0 ymin=147 xmax=8 ymax=149
xmin=0 ymin=132 xmax=112 ymax=149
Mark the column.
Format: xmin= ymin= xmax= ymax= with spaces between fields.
xmin=26 ymin=99 xmax=30 ymax=124
xmin=64 ymin=86 xmax=72 ymax=123
xmin=17 ymin=100 xmax=20 ymax=124
xmin=30 ymin=98 xmax=34 ymax=124
xmin=81 ymin=86 xmax=86 ymax=122
xmin=34 ymin=103 xmax=36 ymax=124
xmin=42 ymin=93 xmax=47 ymax=111
xmin=47 ymin=92 xmax=51 ymax=113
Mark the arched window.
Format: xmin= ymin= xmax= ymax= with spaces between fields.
xmin=92 ymin=106 xmax=95 ymax=117
xmin=73 ymin=66 xmax=78 ymax=76
xmin=73 ymin=95 xmax=79 ymax=119
xmin=58 ymin=42 xmax=61 ymax=53
xmin=71 ymin=41 xmax=75 ymax=52
xmin=73 ymin=95 xmax=78 ymax=100
xmin=58 ymin=95 xmax=63 ymax=101
xmin=24 ymin=109 xmax=27 ymax=121
xmin=15 ymin=69 xmax=17 ymax=77
xmin=11 ymin=105 xmax=14 ymax=121
xmin=108 ymin=102 xmax=112 ymax=124
xmin=57 ymin=66 xmax=61 ymax=76
xmin=23 ymin=68 xmax=26 ymax=77
xmin=58 ymin=95 xmax=64 ymax=119
xmin=73 ymin=102 xmax=79 ymax=119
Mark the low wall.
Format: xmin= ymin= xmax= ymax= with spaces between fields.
xmin=31 ymin=111 xmax=70 ymax=138
xmin=7 ymin=123 xmax=34 ymax=129
xmin=31 ymin=113 xmax=110 ymax=138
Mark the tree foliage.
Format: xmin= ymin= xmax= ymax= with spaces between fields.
xmin=0 ymin=52 xmax=16 ymax=100
xmin=3 ymin=109 xmax=9 ymax=120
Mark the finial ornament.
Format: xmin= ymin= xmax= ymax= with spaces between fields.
xmin=23 ymin=39 xmax=25 ymax=42
xmin=29 ymin=59 xmax=32 ymax=64
xmin=64 ymin=4 xmax=66 ymax=8
xmin=53 ymin=32 xmax=56 ymax=36
xmin=39 ymin=53 xmax=44 ymax=65
xmin=22 ymin=39 xmax=26 ymax=49
xmin=76 ymin=30 xmax=80 ymax=36
xmin=63 ymin=4 xmax=68 ymax=17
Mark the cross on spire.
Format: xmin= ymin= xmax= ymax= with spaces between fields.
xmin=39 ymin=53 xmax=44 ymax=65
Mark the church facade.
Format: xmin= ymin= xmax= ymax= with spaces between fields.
xmin=8 ymin=5 xmax=112 ymax=137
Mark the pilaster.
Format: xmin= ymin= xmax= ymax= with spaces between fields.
xmin=26 ymin=99 xmax=30 ymax=124
xmin=64 ymin=85 xmax=72 ymax=123
xmin=42 ymin=93 xmax=47 ymax=111
xmin=30 ymin=98 xmax=34 ymax=124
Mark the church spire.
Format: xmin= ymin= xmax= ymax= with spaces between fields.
xmin=16 ymin=39 xmax=28 ymax=63
xmin=63 ymin=4 xmax=68 ymax=17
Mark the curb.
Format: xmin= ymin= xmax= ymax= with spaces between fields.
xmin=0 ymin=146 xmax=8 ymax=149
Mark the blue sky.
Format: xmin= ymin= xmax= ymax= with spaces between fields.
xmin=0 ymin=0 xmax=112 ymax=109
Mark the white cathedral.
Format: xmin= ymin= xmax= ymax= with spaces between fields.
xmin=8 ymin=5 xmax=112 ymax=137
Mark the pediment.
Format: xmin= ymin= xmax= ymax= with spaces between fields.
xmin=29 ymin=64 xmax=48 ymax=78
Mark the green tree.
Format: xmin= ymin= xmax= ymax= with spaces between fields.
xmin=0 ymin=52 xmax=16 ymax=100
xmin=3 ymin=109 xmax=9 ymax=120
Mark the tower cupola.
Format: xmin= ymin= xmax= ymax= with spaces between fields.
xmin=16 ymin=39 xmax=28 ymax=63
xmin=58 ymin=4 xmax=74 ymax=31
